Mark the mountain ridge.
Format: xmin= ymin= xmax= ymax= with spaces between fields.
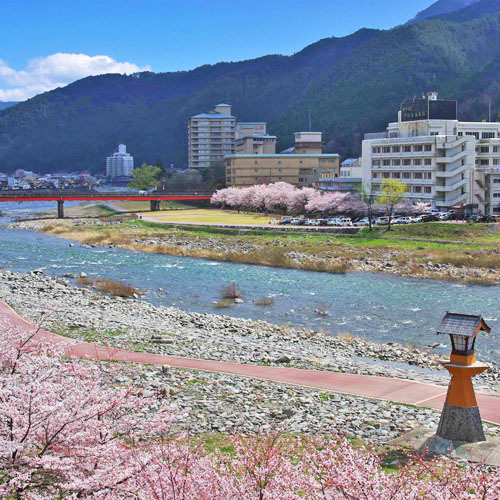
xmin=1 ymin=1 xmax=500 ymax=173
xmin=406 ymin=0 xmax=480 ymax=24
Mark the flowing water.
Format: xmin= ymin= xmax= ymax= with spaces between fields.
xmin=0 ymin=201 xmax=499 ymax=362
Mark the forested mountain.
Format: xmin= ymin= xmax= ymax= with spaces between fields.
xmin=406 ymin=0 xmax=479 ymax=24
xmin=0 ymin=102 xmax=18 ymax=111
xmin=1 ymin=0 xmax=500 ymax=173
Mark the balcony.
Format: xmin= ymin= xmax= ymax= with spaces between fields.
xmin=434 ymin=178 xmax=467 ymax=192
xmin=435 ymin=164 xmax=467 ymax=178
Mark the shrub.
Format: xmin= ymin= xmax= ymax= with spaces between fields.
xmin=213 ymin=299 xmax=234 ymax=308
xmin=221 ymin=282 xmax=241 ymax=299
xmin=254 ymin=296 xmax=275 ymax=306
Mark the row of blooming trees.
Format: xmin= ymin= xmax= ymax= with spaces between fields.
xmin=2 ymin=321 xmax=497 ymax=499
xmin=211 ymin=182 xmax=429 ymax=220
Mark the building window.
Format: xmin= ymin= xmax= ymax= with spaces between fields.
xmin=392 ymin=146 xmax=400 ymax=153
xmin=392 ymin=172 xmax=400 ymax=178
xmin=372 ymin=147 xmax=381 ymax=154
xmin=431 ymin=132 xmax=439 ymax=136
xmin=403 ymin=146 xmax=412 ymax=152
xmin=482 ymin=132 xmax=496 ymax=139
xmin=413 ymin=159 xmax=422 ymax=166
xmin=424 ymin=158 xmax=432 ymax=165
xmin=382 ymin=146 xmax=390 ymax=153
xmin=402 ymin=172 xmax=411 ymax=179
xmin=480 ymin=146 xmax=489 ymax=153
xmin=493 ymin=178 xmax=500 ymax=183
xmin=494 ymin=159 xmax=500 ymax=165
xmin=466 ymin=132 xmax=480 ymax=140
xmin=424 ymin=186 xmax=432 ymax=193
xmin=494 ymin=193 xmax=500 ymax=198
xmin=383 ymin=160 xmax=390 ymax=166
xmin=413 ymin=186 xmax=422 ymax=193
xmin=424 ymin=144 xmax=432 ymax=151
xmin=413 ymin=172 xmax=423 ymax=179
xmin=424 ymin=172 xmax=432 ymax=179
xmin=372 ymin=172 xmax=380 ymax=178
xmin=372 ymin=160 xmax=381 ymax=166
xmin=458 ymin=131 xmax=463 ymax=136
xmin=392 ymin=159 xmax=401 ymax=166
xmin=383 ymin=172 xmax=390 ymax=178
xmin=403 ymin=159 xmax=411 ymax=166
xmin=481 ymin=160 xmax=489 ymax=166
xmin=414 ymin=145 xmax=423 ymax=152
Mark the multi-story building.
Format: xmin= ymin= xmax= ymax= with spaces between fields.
xmin=236 ymin=122 xmax=267 ymax=139
xmin=225 ymin=132 xmax=339 ymax=188
xmin=105 ymin=144 xmax=134 ymax=179
xmin=319 ymin=158 xmax=362 ymax=192
xmin=361 ymin=93 xmax=500 ymax=214
xmin=235 ymin=135 xmax=277 ymax=154
xmin=188 ymin=104 xmax=236 ymax=169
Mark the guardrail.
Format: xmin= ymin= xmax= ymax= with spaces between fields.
xmin=0 ymin=190 xmax=213 ymax=199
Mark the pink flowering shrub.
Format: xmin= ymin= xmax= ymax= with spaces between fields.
xmin=1 ymin=319 xmax=499 ymax=499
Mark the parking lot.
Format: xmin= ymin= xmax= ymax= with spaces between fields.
xmin=277 ymin=211 xmax=500 ymax=227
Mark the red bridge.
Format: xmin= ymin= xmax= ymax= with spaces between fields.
xmin=0 ymin=190 xmax=213 ymax=218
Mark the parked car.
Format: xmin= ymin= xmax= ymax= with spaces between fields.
xmin=289 ymin=218 xmax=302 ymax=225
xmin=489 ymin=215 xmax=500 ymax=222
xmin=353 ymin=218 xmax=369 ymax=226
xmin=317 ymin=218 xmax=329 ymax=226
xmin=466 ymin=214 xmax=481 ymax=223
xmin=421 ymin=214 xmax=438 ymax=222
xmin=337 ymin=217 xmax=353 ymax=226
xmin=326 ymin=218 xmax=340 ymax=226
xmin=375 ymin=216 xmax=389 ymax=225
xmin=278 ymin=218 xmax=291 ymax=225
xmin=305 ymin=219 xmax=321 ymax=226
xmin=412 ymin=215 xmax=424 ymax=223
xmin=398 ymin=216 xmax=413 ymax=224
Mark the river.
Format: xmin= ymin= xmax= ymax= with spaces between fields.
xmin=0 ymin=201 xmax=499 ymax=362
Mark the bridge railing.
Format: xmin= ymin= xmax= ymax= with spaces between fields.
xmin=0 ymin=190 xmax=214 ymax=198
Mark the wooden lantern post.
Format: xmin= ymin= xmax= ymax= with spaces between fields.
xmin=436 ymin=312 xmax=490 ymax=443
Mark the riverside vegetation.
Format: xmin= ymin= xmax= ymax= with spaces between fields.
xmin=14 ymin=212 xmax=500 ymax=285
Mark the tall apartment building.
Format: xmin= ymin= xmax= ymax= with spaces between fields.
xmin=188 ymin=104 xmax=236 ymax=169
xmin=187 ymin=106 xmax=275 ymax=169
xmin=361 ymin=93 xmax=500 ymax=214
xmin=225 ymin=132 xmax=339 ymax=188
xmin=105 ymin=144 xmax=134 ymax=179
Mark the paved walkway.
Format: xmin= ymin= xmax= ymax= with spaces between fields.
xmin=2 ymin=300 xmax=499 ymax=424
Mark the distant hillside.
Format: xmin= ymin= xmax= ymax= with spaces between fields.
xmin=0 ymin=101 xmax=18 ymax=111
xmin=406 ymin=0 xmax=479 ymax=24
xmin=1 ymin=0 xmax=500 ymax=173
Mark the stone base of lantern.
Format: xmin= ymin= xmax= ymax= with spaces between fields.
xmin=437 ymin=402 xmax=485 ymax=443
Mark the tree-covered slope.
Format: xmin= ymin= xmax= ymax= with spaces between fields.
xmin=1 ymin=0 xmax=500 ymax=173
xmin=0 ymin=102 xmax=17 ymax=111
xmin=406 ymin=0 xmax=479 ymax=24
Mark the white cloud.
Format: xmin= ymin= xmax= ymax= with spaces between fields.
xmin=0 ymin=53 xmax=151 ymax=101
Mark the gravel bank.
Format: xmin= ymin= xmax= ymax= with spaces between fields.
xmin=1 ymin=269 xmax=499 ymax=442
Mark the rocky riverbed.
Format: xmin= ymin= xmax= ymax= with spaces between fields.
xmin=1 ymin=269 xmax=499 ymax=442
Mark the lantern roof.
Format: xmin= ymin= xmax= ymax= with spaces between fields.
xmin=437 ymin=312 xmax=491 ymax=337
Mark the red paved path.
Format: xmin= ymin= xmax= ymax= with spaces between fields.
xmin=2 ymin=300 xmax=499 ymax=424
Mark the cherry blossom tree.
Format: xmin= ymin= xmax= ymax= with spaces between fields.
xmin=2 ymin=319 xmax=499 ymax=499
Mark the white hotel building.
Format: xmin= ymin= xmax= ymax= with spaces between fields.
xmin=105 ymin=144 xmax=134 ymax=179
xmin=361 ymin=93 xmax=500 ymax=215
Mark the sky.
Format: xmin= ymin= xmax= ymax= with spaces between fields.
xmin=0 ymin=0 xmax=434 ymax=101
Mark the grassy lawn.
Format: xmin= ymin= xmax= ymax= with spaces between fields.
xmin=146 ymin=208 xmax=276 ymax=225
